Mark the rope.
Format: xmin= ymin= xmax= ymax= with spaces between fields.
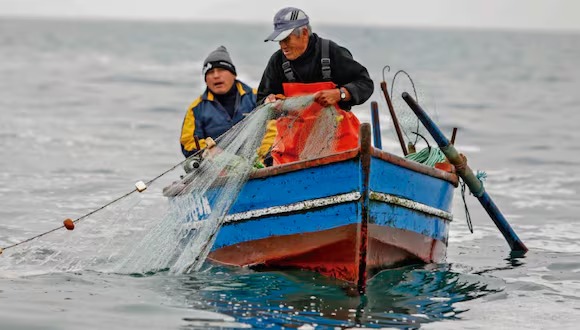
xmin=0 ymin=102 xmax=272 ymax=254
xmin=0 ymin=96 xmax=317 ymax=255
xmin=404 ymin=146 xmax=446 ymax=167
xmin=0 ymin=156 xmax=200 ymax=254
xmin=458 ymin=172 xmax=487 ymax=234
xmin=405 ymin=146 xmax=479 ymax=233
xmin=1 ymin=189 xmax=139 ymax=252
xmin=460 ymin=179 xmax=474 ymax=233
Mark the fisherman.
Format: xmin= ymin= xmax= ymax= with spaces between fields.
xmin=180 ymin=46 xmax=275 ymax=160
xmin=257 ymin=7 xmax=374 ymax=165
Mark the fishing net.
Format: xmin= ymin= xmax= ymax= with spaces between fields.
xmin=384 ymin=69 xmax=445 ymax=166
xmin=0 ymin=95 xmax=347 ymax=276
xmin=282 ymin=95 xmax=353 ymax=164
xmin=300 ymin=105 xmax=342 ymax=160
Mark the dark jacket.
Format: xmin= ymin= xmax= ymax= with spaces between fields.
xmin=257 ymin=33 xmax=374 ymax=110
xmin=180 ymin=81 xmax=256 ymax=158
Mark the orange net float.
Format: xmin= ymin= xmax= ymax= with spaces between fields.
xmin=63 ymin=218 xmax=75 ymax=230
xmin=434 ymin=162 xmax=454 ymax=173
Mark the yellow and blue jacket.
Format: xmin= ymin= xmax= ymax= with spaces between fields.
xmin=180 ymin=81 xmax=276 ymax=160
xmin=180 ymin=81 xmax=256 ymax=157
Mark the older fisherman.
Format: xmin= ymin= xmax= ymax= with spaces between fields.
xmin=257 ymin=7 xmax=374 ymax=165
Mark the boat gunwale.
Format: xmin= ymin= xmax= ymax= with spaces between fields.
xmin=249 ymin=147 xmax=458 ymax=186
xmin=371 ymin=148 xmax=458 ymax=186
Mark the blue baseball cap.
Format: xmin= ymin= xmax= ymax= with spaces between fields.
xmin=264 ymin=7 xmax=309 ymax=42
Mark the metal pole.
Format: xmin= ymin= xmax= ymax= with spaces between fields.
xmin=370 ymin=101 xmax=382 ymax=149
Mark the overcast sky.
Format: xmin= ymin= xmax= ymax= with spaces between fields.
xmin=1 ymin=0 xmax=579 ymax=32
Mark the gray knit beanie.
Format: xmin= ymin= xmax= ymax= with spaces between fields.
xmin=202 ymin=46 xmax=237 ymax=76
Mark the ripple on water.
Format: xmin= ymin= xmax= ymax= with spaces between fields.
xmin=167 ymin=264 xmax=504 ymax=329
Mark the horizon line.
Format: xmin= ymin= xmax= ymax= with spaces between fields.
xmin=1 ymin=14 xmax=579 ymax=35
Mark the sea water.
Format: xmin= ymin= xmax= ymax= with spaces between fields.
xmin=1 ymin=18 xmax=580 ymax=329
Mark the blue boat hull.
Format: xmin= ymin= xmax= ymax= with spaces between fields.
xmin=206 ymin=128 xmax=457 ymax=285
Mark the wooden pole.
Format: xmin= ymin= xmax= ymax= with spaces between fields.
xmin=402 ymin=93 xmax=527 ymax=253
xmin=380 ymin=81 xmax=408 ymax=156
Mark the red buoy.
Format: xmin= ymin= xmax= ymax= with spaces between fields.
xmin=63 ymin=218 xmax=75 ymax=230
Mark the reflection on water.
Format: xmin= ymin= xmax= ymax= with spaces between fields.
xmin=174 ymin=264 xmax=504 ymax=329
xmin=474 ymin=253 xmax=527 ymax=276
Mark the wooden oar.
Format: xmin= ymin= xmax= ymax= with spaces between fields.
xmin=380 ymin=80 xmax=408 ymax=156
xmin=402 ymin=92 xmax=528 ymax=253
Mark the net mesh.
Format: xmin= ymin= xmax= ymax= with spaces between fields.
xmin=386 ymin=70 xmax=443 ymax=165
xmin=300 ymin=105 xmax=341 ymax=160
xmin=0 ymin=95 xmax=347 ymax=276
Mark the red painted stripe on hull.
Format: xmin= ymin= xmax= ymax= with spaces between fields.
xmin=208 ymin=224 xmax=446 ymax=283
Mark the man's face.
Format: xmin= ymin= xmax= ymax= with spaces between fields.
xmin=205 ymin=68 xmax=236 ymax=95
xmin=279 ymin=30 xmax=309 ymax=61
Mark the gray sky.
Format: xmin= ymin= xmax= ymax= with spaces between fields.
xmin=1 ymin=0 xmax=580 ymax=31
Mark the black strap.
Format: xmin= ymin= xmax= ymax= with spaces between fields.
xmin=320 ymin=38 xmax=331 ymax=81
xmin=281 ymin=37 xmax=332 ymax=82
xmin=282 ymin=61 xmax=295 ymax=82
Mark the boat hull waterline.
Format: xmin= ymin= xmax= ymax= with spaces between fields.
xmin=179 ymin=125 xmax=459 ymax=288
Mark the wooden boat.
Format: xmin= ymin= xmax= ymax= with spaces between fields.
xmin=177 ymin=124 xmax=458 ymax=291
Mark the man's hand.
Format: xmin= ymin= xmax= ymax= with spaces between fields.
xmin=314 ymin=89 xmax=341 ymax=107
xmin=265 ymin=94 xmax=286 ymax=104
xmin=265 ymin=94 xmax=277 ymax=104
xmin=264 ymin=94 xmax=288 ymax=116
xmin=201 ymin=137 xmax=220 ymax=159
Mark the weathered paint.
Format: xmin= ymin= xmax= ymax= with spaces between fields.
xmin=369 ymin=157 xmax=455 ymax=212
xmin=229 ymin=158 xmax=360 ymax=214
xmin=369 ymin=192 xmax=453 ymax=221
xmin=178 ymin=135 xmax=457 ymax=284
xmin=213 ymin=190 xmax=452 ymax=246
xmin=369 ymin=200 xmax=450 ymax=242
xmin=213 ymin=202 xmax=360 ymax=249
xmin=371 ymin=148 xmax=457 ymax=185
xmin=356 ymin=123 xmax=372 ymax=293
xmin=224 ymin=192 xmax=361 ymax=223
